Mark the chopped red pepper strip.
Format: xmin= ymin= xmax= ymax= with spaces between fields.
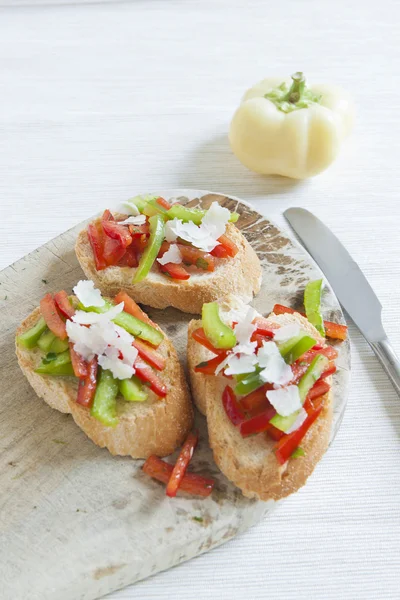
xmin=102 ymin=221 xmax=132 ymax=248
xmin=134 ymin=359 xmax=167 ymax=397
xmin=308 ymin=379 xmax=330 ymax=401
xmin=101 ymin=209 xmax=115 ymax=222
xmin=166 ymin=431 xmax=198 ymax=497
xmin=159 ymin=262 xmax=190 ymax=280
xmin=216 ymin=234 xmax=239 ymax=258
xmin=132 ymin=338 xmax=165 ymax=371
xmin=117 ymin=245 xmax=138 ymax=268
xmin=275 ymin=403 xmax=324 ymax=465
xmin=128 ymin=223 xmax=150 ymax=237
xmin=300 ymin=346 xmax=338 ymax=362
xmin=103 ymin=235 xmax=126 ymax=266
xmin=191 ymin=328 xmax=226 ymax=355
xmin=142 ymin=455 xmax=214 ymax=497
xmin=194 ymin=352 xmax=228 ymax=375
xmin=40 ymin=293 xmax=67 ymax=340
xmin=210 ymin=244 xmax=230 ymax=259
xmin=54 ymin=290 xmax=75 ymax=320
xmin=87 ymin=222 xmax=106 ymax=270
xmin=76 ymin=357 xmax=98 ymax=407
xmin=239 ymin=405 xmax=277 ymax=437
xmin=272 ymin=304 xmax=348 ymax=341
xmin=222 ymin=385 xmax=246 ymax=426
xmin=114 ymin=291 xmax=157 ymax=327
xmin=69 ymin=343 xmax=88 ymax=378
xmin=240 ymin=383 xmax=272 ymax=414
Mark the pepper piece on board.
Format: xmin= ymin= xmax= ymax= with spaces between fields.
xmin=143 ymin=455 xmax=214 ymax=497
xmin=166 ymin=431 xmax=199 ymax=497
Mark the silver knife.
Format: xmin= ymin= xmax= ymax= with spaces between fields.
xmin=284 ymin=207 xmax=400 ymax=396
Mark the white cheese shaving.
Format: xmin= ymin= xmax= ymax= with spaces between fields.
xmin=224 ymin=354 xmax=258 ymax=376
xmin=285 ymin=407 xmax=308 ymax=434
xmin=258 ymin=341 xmax=293 ymax=386
xmin=164 ymin=201 xmax=230 ymax=252
xmin=98 ymin=346 xmax=137 ymax=380
xmin=220 ymin=296 xmax=261 ymax=325
xmin=71 ymin=302 xmax=124 ymax=325
xmin=73 ymin=280 xmax=105 ymax=308
xmin=117 ymin=199 xmax=140 ymax=216
xmin=117 ymin=215 xmax=147 ymax=226
xmin=266 ymin=385 xmax=302 ymax=417
xmin=273 ymin=323 xmax=301 ymax=342
xmin=157 ymin=243 xmax=182 ymax=266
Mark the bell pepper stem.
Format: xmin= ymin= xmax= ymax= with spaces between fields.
xmin=285 ymin=72 xmax=306 ymax=104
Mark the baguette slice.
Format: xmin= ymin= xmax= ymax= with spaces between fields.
xmin=16 ymin=306 xmax=193 ymax=459
xmin=75 ymin=221 xmax=262 ymax=314
xmin=187 ymin=311 xmax=333 ymax=501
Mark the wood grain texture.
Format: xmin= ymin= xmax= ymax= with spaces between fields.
xmin=0 ymin=2 xmax=399 ymax=599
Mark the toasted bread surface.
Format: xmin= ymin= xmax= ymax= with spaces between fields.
xmin=75 ymin=221 xmax=262 ymax=314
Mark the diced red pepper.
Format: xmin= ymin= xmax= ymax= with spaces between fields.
xmin=252 ymin=316 xmax=276 ymax=338
xmin=103 ymin=235 xmax=126 ymax=266
xmin=222 ymin=386 xmax=246 ymax=426
xmin=178 ymin=245 xmax=215 ymax=272
xmin=40 ymin=293 xmax=67 ymax=340
xmin=117 ymin=245 xmax=138 ymax=268
xmin=191 ymin=328 xmax=226 ymax=355
xmin=240 ymin=383 xmax=272 ymax=414
xmin=142 ymin=455 xmax=214 ymax=497
xmin=194 ymin=352 xmax=228 ymax=375
xmin=156 ymin=197 xmax=171 ymax=210
xmin=54 ymin=290 xmax=75 ymax=320
xmin=114 ymin=291 xmax=158 ymax=328
xmin=134 ymin=359 xmax=167 ymax=397
xmin=132 ymin=338 xmax=165 ymax=371
xmin=159 ymin=262 xmax=190 ymax=280
xmin=102 ymin=220 xmax=132 ymax=248
xmin=76 ymin=357 xmax=98 ymax=407
xmin=101 ymin=209 xmax=115 ymax=222
xmin=129 ymin=223 xmax=149 ymax=237
xmin=239 ymin=405 xmax=277 ymax=437
xmin=300 ymin=346 xmax=338 ymax=362
xmin=88 ymin=222 xmax=106 ymax=270
xmin=166 ymin=431 xmax=198 ymax=498
xmin=308 ymin=379 xmax=330 ymax=401
xmin=216 ymin=234 xmax=239 ymax=258
xmin=275 ymin=403 xmax=324 ymax=465
xmin=210 ymin=244 xmax=230 ymax=259
xmin=157 ymin=241 xmax=170 ymax=258
xmin=291 ymin=357 xmax=336 ymax=385
xmin=272 ymin=304 xmax=348 ymax=341
xmin=265 ymin=424 xmax=285 ymax=441
xmin=69 ymin=343 xmax=88 ymax=378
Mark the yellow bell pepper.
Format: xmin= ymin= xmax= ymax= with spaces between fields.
xmin=229 ymin=72 xmax=354 ymax=179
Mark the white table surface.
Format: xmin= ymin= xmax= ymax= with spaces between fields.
xmin=1 ymin=1 xmax=400 ymax=599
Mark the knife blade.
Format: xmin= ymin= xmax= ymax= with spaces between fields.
xmin=284 ymin=207 xmax=400 ymax=396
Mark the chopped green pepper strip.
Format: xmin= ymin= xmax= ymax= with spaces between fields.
xmin=202 ymin=302 xmax=236 ymax=350
xmin=119 ymin=376 xmax=148 ymax=402
xmin=17 ymin=317 xmax=47 ymax=349
xmin=134 ymin=214 xmax=165 ymax=283
xmin=291 ymin=447 xmax=305 ymax=458
xmin=122 ymin=194 xmax=157 ymax=214
xmin=143 ymin=199 xmax=168 ymax=218
xmin=235 ymin=372 xmax=264 ymax=396
xmin=37 ymin=329 xmax=69 ymax=354
xmin=269 ymin=411 xmax=299 ymax=433
xmin=79 ymin=300 xmax=164 ymax=347
xmin=277 ymin=332 xmax=307 ymax=357
xmin=35 ymin=350 xmax=75 ymax=376
xmin=91 ymin=369 xmax=119 ymax=427
xmin=304 ymin=279 xmax=325 ymax=336
xmin=166 ymin=204 xmax=239 ymax=225
xmin=282 ymin=335 xmax=316 ymax=364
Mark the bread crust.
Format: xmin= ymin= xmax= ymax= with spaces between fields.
xmin=187 ymin=311 xmax=333 ymax=501
xmin=16 ymin=306 xmax=193 ymax=458
xmin=75 ymin=221 xmax=262 ymax=314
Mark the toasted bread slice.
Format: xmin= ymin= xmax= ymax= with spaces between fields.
xmin=75 ymin=221 xmax=262 ymax=314
xmin=16 ymin=307 xmax=193 ymax=458
xmin=187 ymin=311 xmax=333 ymax=501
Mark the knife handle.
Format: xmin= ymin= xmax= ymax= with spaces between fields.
xmin=370 ymin=338 xmax=400 ymax=396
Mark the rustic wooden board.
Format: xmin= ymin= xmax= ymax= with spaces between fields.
xmin=0 ymin=190 xmax=350 ymax=600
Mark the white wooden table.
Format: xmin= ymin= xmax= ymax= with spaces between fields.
xmin=1 ymin=1 xmax=399 ymax=599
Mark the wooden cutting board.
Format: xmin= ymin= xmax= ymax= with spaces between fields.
xmin=0 ymin=190 xmax=350 ymax=600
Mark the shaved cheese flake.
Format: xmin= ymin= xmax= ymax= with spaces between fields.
xmin=224 ymin=354 xmax=258 ymax=376
xmin=72 ymin=302 xmax=124 ymax=325
xmin=258 ymin=341 xmax=293 ymax=386
xmin=157 ymin=243 xmax=182 ymax=266
xmin=266 ymin=385 xmax=302 ymax=417
xmin=73 ymin=280 xmax=105 ymax=308
xmin=285 ymin=408 xmax=308 ymax=434
xmin=220 ymin=296 xmax=261 ymax=325
xmin=98 ymin=352 xmax=135 ymax=380
xmin=164 ymin=202 xmax=231 ymax=252
xmin=273 ymin=323 xmax=301 ymax=342
xmin=118 ymin=215 xmax=147 ymax=226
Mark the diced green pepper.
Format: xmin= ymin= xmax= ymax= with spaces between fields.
xmin=79 ymin=300 xmax=164 ymax=347
xmin=291 ymin=447 xmax=305 ymax=458
xmin=133 ymin=214 xmax=165 ymax=283
xmin=119 ymin=376 xmax=148 ymax=402
xmin=277 ymin=333 xmax=306 ymax=357
xmin=123 ymin=194 xmax=157 ymax=214
xmin=37 ymin=329 xmax=69 ymax=354
xmin=229 ymin=212 xmax=239 ymax=223
xmin=235 ymin=372 xmax=264 ymax=396
xmin=91 ymin=369 xmax=119 ymax=427
xmin=202 ymin=302 xmax=236 ymax=350
xmin=269 ymin=411 xmax=299 ymax=433
xmin=35 ymin=350 xmax=74 ymax=376
xmin=142 ymin=198 xmax=169 ymax=218
xmin=166 ymin=204 xmax=239 ymax=225
xmin=17 ymin=317 xmax=47 ymax=349
xmin=297 ymin=354 xmax=329 ymax=402
xmin=304 ymin=279 xmax=325 ymax=336
xmin=282 ymin=335 xmax=316 ymax=364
